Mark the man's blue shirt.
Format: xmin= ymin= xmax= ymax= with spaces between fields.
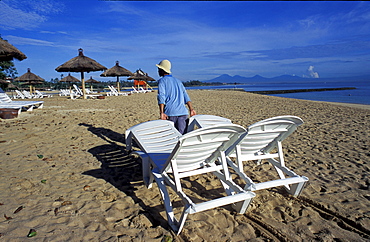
xmin=157 ymin=75 xmax=191 ymax=116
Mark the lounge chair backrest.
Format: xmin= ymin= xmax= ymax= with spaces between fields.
xmin=15 ymin=90 xmax=26 ymax=99
xmin=127 ymin=119 xmax=180 ymax=155
xmin=0 ymin=88 xmax=12 ymax=103
xmin=73 ymin=84 xmax=83 ymax=95
xmin=22 ymin=90 xmax=34 ymax=99
xmin=169 ymin=124 xmax=246 ymax=174
xmin=227 ymin=116 xmax=303 ymax=158
xmin=187 ymin=114 xmax=232 ymax=132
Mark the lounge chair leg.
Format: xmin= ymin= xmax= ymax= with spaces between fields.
xmin=152 ymin=172 xmax=180 ymax=233
xmin=285 ymin=179 xmax=307 ymax=197
xmin=232 ymin=197 xmax=253 ymax=214
xmin=140 ymin=154 xmax=153 ymax=189
xmin=177 ymin=208 xmax=190 ymax=235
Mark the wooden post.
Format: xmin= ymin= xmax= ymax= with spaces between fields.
xmin=81 ymin=72 xmax=86 ymax=99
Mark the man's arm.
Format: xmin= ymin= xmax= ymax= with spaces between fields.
xmin=186 ymin=101 xmax=196 ymax=117
xmin=159 ymin=103 xmax=168 ymax=120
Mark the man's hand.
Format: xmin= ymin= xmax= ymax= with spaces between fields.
xmin=190 ymin=109 xmax=196 ymax=117
xmin=160 ymin=112 xmax=168 ymax=120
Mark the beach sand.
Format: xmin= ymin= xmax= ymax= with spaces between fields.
xmin=0 ymin=90 xmax=369 ymax=241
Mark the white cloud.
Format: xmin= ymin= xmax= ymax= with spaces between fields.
xmin=304 ymin=65 xmax=319 ymax=78
xmin=0 ymin=0 xmax=63 ymax=30
xmin=0 ymin=2 xmax=46 ymax=29
xmin=4 ymin=35 xmax=55 ymax=47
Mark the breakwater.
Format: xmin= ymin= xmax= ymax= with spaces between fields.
xmin=247 ymin=87 xmax=356 ymax=94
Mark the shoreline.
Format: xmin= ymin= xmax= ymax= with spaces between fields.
xmin=191 ymin=88 xmax=370 ymax=110
xmin=314 ymin=101 xmax=370 ymax=110
xmin=247 ymin=87 xmax=356 ymax=94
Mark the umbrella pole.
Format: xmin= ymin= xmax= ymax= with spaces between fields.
xmin=116 ymin=76 xmax=120 ymax=91
xmin=81 ymin=72 xmax=86 ymax=99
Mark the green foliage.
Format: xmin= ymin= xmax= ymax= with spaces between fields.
xmin=0 ymin=60 xmax=18 ymax=79
xmin=183 ymin=80 xmax=223 ymax=87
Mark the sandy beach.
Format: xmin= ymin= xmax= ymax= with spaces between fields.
xmin=0 ymin=90 xmax=369 ymax=241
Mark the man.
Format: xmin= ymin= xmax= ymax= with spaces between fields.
xmin=156 ymin=59 xmax=196 ymax=134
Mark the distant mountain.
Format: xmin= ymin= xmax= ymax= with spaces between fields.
xmin=206 ymin=74 xmax=268 ymax=83
xmin=205 ymin=74 xmax=370 ymax=83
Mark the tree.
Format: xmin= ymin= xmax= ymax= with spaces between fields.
xmin=0 ymin=60 xmax=18 ymax=80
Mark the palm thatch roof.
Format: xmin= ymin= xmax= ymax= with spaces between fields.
xmin=14 ymin=68 xmax=45 ymax=84
xmin=55 ymin=48 xmax=107 ymax=73
xmin=0 ymin=38 xmax=27 ymax=61
xmin=100 ymin=61 xmax=133 ymax=77
xmin=59 ymin=73 xmax=80 ymax=83
xmin=128 ymin=69 xmax=155 ymax=81
xmin=55 ymin=48 xmax=107 ymax=99
xmin=85 ymin=76 xmax=100 ymax=83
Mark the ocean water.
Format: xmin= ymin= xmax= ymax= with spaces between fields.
xmin=186 ymin=80 xmax=370 ymax=105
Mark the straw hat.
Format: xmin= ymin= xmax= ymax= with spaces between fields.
xmin=156 ymin=59 xmax=171 ymax=74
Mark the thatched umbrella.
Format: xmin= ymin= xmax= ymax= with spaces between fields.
xmin=59 ymin=73 xmax=80 ymax=89
xmin=85 ymin=76 xmax=100 ymax=91
xmin=14 ymin=68 xmax=45 ymax=93
xmin=0 ymin=38 xmax=27 ymax=61
xmin=55 ymin=48 xmax=107 ymax=99
xmin=128 ymin=69 xmax=155 ymax=82
xmin=59 ymin=73 xmax=80 ymax=83
xmin=100 ymin=61 xmax=133 ymax=91
xmin=85 ymin=76 xmax=100 ymax=84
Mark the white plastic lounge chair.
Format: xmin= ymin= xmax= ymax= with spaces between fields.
xmin=14 ymin=90 xmax=26 ymax=99
xmin=188 ymin=115 xmax=308 ymax=197
xmin=73 ymin=84 xmax=100 ymax=99
xmin=59 ymin=89 xmax=76 ymax=97
xmin=35 ymin=90 xmax=52 ymax=98
xmin=0 ymin=88 xmax=43 ymax=111
xmin=22 ymin=90 xmax=36 ymax=99
xmin=131 ymin=86 xmax=147 ymax=94
xmin=187 ymin=114 xmax=232 ymax=132
xmin=107 ymin=85 xmax=129 ymax=96
xmin=59 ymin=89 xmax=67 ymax=96
xmin=86 ymin=88 xmax=98 ymax=94
xmin=140 ymin=87 xmax=152 ymax=93
xmin=127 ymin=120 xmax=255 ymax=234
xmin=225 ymin=116 xmax=309 ymax=196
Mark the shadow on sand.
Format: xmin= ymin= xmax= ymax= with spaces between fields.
xmin=78 ymin=123 xmax=169 ymax=230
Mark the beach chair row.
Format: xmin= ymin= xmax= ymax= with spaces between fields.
xmin=0 ymin=88 xmax=44 ymax=115
xmin=13 ymin=90 xmax=52 ymax=99
xmin=106 ymin=85 xmax=131 ymax=96
xmin=106 ymin=85 xmax=153 ymax=96
xmin=58 ymin=85 xmax=153 ymax=98
xmin=125 ymin=115 xmax=308 ymax=234
xmin=59 ymin=85 xmax=101 ymax=99
xmin=131 ymin=86 xmax=153 ymax=94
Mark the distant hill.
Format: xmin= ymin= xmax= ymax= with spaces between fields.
xmin=205 ymin=74 xmax=370 ymax=83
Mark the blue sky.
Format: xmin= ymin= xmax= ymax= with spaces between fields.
xmin=1 ymin=0 xmax=370 ymax=82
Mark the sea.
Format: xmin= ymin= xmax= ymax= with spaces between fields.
xmin=185 ymin=80 xmax=370 ymax=105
